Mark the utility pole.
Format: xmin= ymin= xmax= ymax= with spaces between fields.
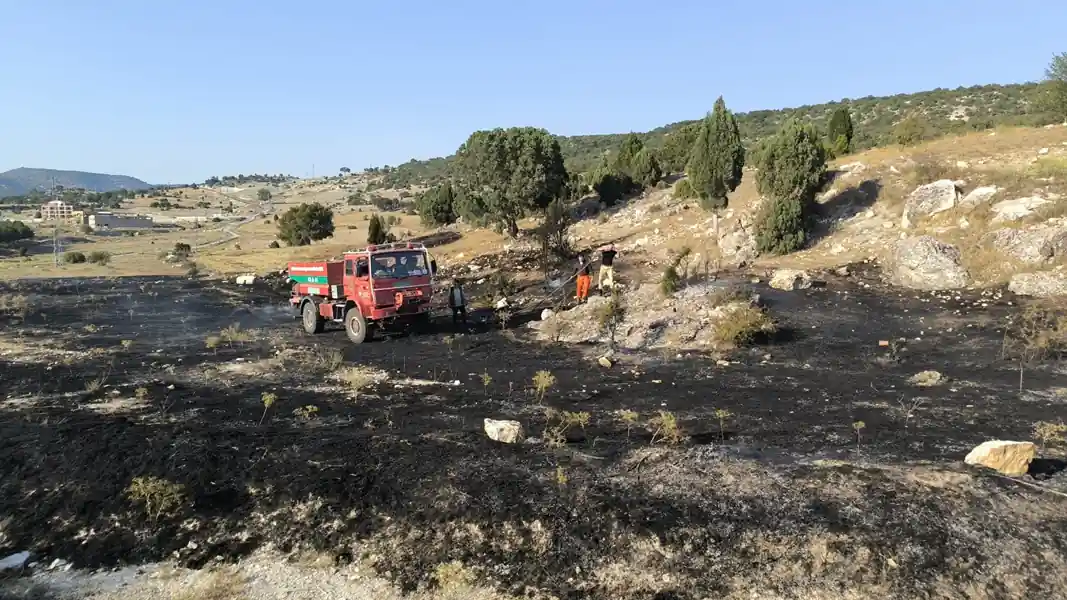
xmin=50 ymin=177 xmax=61 ymax=267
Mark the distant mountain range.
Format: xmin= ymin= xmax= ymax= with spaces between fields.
xmin=0 ymin=167 xmax=151 ymax=198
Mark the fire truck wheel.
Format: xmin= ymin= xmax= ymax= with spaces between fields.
xmin=345 ymin=309 xmax=368 ymax=344
xmin=301 ymin=301 xmax=324 ymax=334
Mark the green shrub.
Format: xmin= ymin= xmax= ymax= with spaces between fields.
xmin=88 ymin=250 xmax=111 ymax=265
xmin=673 ymin=179 xmax=697 ymax=199
xmin=754 ymin=119 xmax=826 ymax=255
xmin=591 ymin=167 xmax=634 ymax=206
xmin=63 ymin=251 xmax=87 ymax=264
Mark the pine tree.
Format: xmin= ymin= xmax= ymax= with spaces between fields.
xmin=754 ymin=119 xmax=827 ymax=255
xmin=686 ymin=96 xmax=745 ymax=211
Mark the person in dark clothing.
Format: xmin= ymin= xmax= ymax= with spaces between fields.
xmin=448 ymin=282 xmax=468 ymax=326
xmin=597 ymin=243 xmax=618 ymax=291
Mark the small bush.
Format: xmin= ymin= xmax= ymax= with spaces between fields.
xmin=173 ymin=242 xmax=192 ymax=259
xmin=339 ymin=366 xmax=377 ymax=398
xmin=63 ymin=251 xmax=87 ymax=264
xmin=88 ymin=250 xmax=111 ymax=265
xmin=648 ymin=411 xmax=686 ymax=445
xmin=673 ymin=178 xmax=696 ymax=199
xmin=532 ymin=370 xmax=556 ymax=404
xmin=1033 ymin=421 xmax=1067 ymax=448
xmin=268 ymin=240 xmax=280 ymax=249
xmin=125 ymin=476 xmax=186 ymax=521
xmin=712 ymin=305 xmax=776 ymax=347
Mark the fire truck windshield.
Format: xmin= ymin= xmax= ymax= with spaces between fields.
xmin=371 ymin=251 xmax=428 ymax=279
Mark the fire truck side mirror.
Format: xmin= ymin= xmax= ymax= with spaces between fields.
xmin=430 ymin=260 xmax=438 ymax=275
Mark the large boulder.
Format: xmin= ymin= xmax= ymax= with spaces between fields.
xmin=987 ymin=225 xmax=1067 ymax=265
xmin=1008 ymin=272 xmax=1067 ymax=297
xmin=991 ymin=196 xmax=1051 ymax=222
xmin=964 ymin=440 xmax=1036 ymax=476
xmin=901 ymin=180 xmax=961 ymax=228
xmin=718 ymin=225 xmax=757 ymax=267
xmin=769 ymin=269 xmax=813 ymax=291
xmin=959 ymin=185 xmax=999 ymax=208
xmin=484 ymin=418 xmax=525 ymax=444
xmin=888 ymin=236 xmax=969 ymax=290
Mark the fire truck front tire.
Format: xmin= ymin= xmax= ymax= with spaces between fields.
xmin=301 ymin=301 xmax=324 ymax=334
xmin=345 ymin=309 xmax=368 ymax=344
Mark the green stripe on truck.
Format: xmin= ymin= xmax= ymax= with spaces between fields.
xmin=291 ymin=275 xmax=329 ymax=284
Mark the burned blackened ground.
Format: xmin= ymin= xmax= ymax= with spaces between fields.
xmin=1 ymin=275 xmax=1066 ymax=600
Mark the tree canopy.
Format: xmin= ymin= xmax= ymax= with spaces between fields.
xmin=453 ymin=127 xmax=568 ymax=236
xmin=257 ymin=188 xmax=272 ymax=202
xmin=415 ymin=182 xmax=458 ymax=226
xmin=276 ymin=203 xmax=334 ymax=247
xmin=0 ymin=220 xmax=34 ymax=244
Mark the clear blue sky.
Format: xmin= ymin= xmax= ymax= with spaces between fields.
xmin=1 ymin=1 xmax=1063 ymax=184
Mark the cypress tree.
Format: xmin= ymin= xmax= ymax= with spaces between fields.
xmin=686 ymin=96 xmax=745 ymax=211
xmin=827 ymin=106 xmax=854 ymax=155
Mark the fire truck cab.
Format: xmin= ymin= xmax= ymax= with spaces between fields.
xmin=287 ymin=242 xmax=437 ymax=344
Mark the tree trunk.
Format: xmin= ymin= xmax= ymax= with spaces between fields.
xmin=505 ymin=219 xmax=519 ymax=238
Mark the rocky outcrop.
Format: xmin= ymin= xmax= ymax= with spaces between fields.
xmin=769 ymin=269 xmax=813 ymax=291
xmin=987 ymin=224 xmax=1067 ymax=265
xmin=483 ymin=419 xmax=525 ymax=444
xmin=991 ymin=196 xmax=1051 ymax=222
xmin=964 ymin=440 xmax=1036 ymax=476
xmin=1008 ymin=272 xmax=1067 ymax=297
xmin=901 ymin=180 xmax=961 ymax=228
xmin=888 ymin=236 xmax=969 ymax=290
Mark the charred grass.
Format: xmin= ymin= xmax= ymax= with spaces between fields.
xmin=1 ymin=276 xmax=1067 ymax=600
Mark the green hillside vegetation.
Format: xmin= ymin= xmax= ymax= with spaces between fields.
xmin=378 ymin=82 xmax=1053 ymax=189
xmin=0 ymin=167 xmax=150 ymax=198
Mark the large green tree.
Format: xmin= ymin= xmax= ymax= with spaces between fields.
xmin=453 ymin=127 xmax=567 ymax=236
xmin=415 ymin=181 xmax=458 ymax=226
xmin=754 ymin=119 xmax=827 ymax=255
xmin=277 ymin=203 xmax=334 ymax=246
xmin=686 ymin=96 xmax=745 ymax=210
xmin=827 ymin=106 xmax=854 ymax=156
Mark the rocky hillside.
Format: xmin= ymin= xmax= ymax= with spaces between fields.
xmin=380 ymin=82 xmax=1050 ymax=188
xmin=0 ymin=167 xmax=150 ymax=198
xmin=544 ymin=125 xmax=1067 ymax=298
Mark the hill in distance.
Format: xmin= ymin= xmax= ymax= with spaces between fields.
xmin=0 ymin=167 xmax=151 ymax=198
xmin=378 ymin=82 xmax=1052 ymax=189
